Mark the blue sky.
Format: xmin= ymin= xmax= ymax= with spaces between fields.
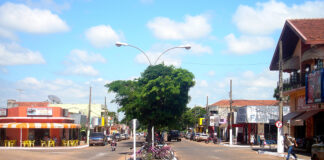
xmin=1 ymin=0 xmax=324 ymax=115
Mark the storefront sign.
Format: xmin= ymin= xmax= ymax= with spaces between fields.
xmin=27 ymin=108 xmax=52 ymax=116
xmin=306 ymin=69 xmax=324 ymax=104
xmin=17 ymin=102 xmax=49 ymax=107
xmin=0 ymin=108 xmax=7 ymax=117
xmin=297 ymin=96 xmax=318 ymax=111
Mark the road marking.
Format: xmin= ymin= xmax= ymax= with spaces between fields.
xmin=88 ymin=152 xmax=107 ymax=160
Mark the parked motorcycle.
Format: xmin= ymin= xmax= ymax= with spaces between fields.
xmin=205 ymin=136 xmax=217 ymax=144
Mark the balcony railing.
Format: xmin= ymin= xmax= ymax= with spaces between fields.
xmin=281 ymin=73 xmax=305 ymax=92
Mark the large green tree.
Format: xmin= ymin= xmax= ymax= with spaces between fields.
xmin=106 ymin=64 xmax=195 ymax=143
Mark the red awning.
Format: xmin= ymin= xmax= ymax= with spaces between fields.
xmin=0 ymin=123 xmax=80 ymax=129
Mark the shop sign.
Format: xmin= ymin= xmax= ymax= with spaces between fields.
xmin=306 ymin=69 xmax=324 ymax=104
xmin=209 ymin=115 xmax=219 ymax=126
xmin=27 ymin=108 xmax=52 ymax=116
xmin=297 ymin=96 xmax=318 ymax=111
xmin=0 ymin=108 xmax=7 ymax=117
xmin=17 ymin=102 xmax=49 ymax=107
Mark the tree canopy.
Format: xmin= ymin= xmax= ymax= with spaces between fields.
xmin=105 ymin=64 xmax=195 ymax=139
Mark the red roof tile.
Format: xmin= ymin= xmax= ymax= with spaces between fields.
xmin=210 ymin=100 xmax=279 ymax=107
xmin=288 ymin=19 xmax=324 ymax=44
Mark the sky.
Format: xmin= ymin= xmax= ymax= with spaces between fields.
xmin=1 ymin=0 xmax=324 ymax=117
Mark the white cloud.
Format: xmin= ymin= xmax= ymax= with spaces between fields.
xmin=0 ymin=27 xmax=17 ymax=40
xmin=0 ymin=43 xmax=45 ymax=66
xmin=65 ymin=64 xmax=99 ymax=76
xmin=85 ymin=25 xmax=121 ymax=48
xmin=0 ymin=2 xmax=69 ymax=34
xmin=63 ymin=49 xmax=106 ymax=76
xmin=224 ymin=34 xmax=274 ymax=54
xmin=188 ymin=70 xmax=279 ymax=107
xmin=147 ymin=14 xmax=211 ymax=40
xmin=23 ymin=0 xmax=70 ymax=13
xmin=69 ymin=49 xmax=106 ymax=64
xmin=189 ymin=42 xmax=212 ymax=54
xmin=233 ymin=0 xmax=324 ymax=35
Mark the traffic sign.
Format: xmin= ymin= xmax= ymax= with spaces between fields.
xmin=275 ymin=121 xmax=283 ymax=128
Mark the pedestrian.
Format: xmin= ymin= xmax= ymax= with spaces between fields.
xmin=260 ymin=134 xmax=265 ymax=148
xmin=284 ymin=133 xmax=298 ymax=160
xmin=250 ymin=135 xmax=255 ymax=146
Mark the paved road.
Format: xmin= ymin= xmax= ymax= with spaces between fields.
xmin=0 ymin=138 xmax=144 ymax=160
xmin=170 ymin=139 xmax=283 ymax=160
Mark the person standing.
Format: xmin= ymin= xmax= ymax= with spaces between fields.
xmin=284 ymin=134 xmax=298 ymax=160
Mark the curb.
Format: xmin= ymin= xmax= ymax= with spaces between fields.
xmin=219 ymin=143 xmax=252 ymax=148
xmin=258 ymin=150 xmax=308 ymax=160
xmin=0 ymin=145 xmax=89 ymax=150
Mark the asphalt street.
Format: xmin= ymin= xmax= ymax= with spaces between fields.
xmin=170 ymin=139 xmax=283 ymax=160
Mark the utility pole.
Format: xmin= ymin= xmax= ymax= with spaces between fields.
xmin=229 ymin=80 xmax=233 ymax=146
xmin=87 ymin=86 xmax=92 ymax=145
xmin=206 ymin=96 xmax=209 ymax=134
xmin=277 ymin=40 xmax=284 ymax=153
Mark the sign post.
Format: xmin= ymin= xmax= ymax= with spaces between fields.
xmin=133 ymin=119 xmax=136 ymax=160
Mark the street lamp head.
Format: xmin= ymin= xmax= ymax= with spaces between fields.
xmin=115 ymin=42 xmax=128 ymax=47
xmin=180 ymin=44 xmax=191 ymax=50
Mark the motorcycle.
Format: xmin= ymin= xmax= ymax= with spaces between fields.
xmin=205 ymin=136 xmax=217 ymax=144
xmin=111 ymin=140 xmax=117 ymax=151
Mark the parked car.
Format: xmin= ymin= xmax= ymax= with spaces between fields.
xmin=193 ymin=133 xmax=201 ymax=141
xmin=198 ymin=133 xmax=209 ymax=142
xmin=89 ymin=132 xmax=106 ymax=146
xmin=113 ymin=133 xmax=121 ymax=141
xmin=120 ymin=134 xmax=126 ymax=140
xmin=106 ymin=135 xmax=113 ymax=144
xmin=168 ymin=130 xmax=181 ymax=142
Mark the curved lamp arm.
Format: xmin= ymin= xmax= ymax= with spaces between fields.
xmin=115 ymin=42 xmax=152 ymax=65
xmin=154 ymin=45 xmax=191 ymax=65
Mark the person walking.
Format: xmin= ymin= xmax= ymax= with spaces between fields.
xmin=284 ymin=134 xmax=298 ymax=160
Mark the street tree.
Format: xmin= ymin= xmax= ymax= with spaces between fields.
xmin=106 ymin=64 xmax=195 ymax=143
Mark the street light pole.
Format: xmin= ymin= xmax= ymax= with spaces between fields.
xmin=277 ymin=40 xmax=284 ymax=153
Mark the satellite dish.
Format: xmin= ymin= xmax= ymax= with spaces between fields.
xmin=48 ymin=95 xmax=62 ymax=104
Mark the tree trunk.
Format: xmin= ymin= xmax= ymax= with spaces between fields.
xmin=146 ymin=123 xmax=152 ymax=145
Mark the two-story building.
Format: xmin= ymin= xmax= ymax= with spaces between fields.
xmin=0 ymin=101 xmax=80 ymax=147
xmin=270 ymin=18 xmax=324 ymax=151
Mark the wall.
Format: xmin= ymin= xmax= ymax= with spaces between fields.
xmin=50 ymin=104 xmax=104 ymax=119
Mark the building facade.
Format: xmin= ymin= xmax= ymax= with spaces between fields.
xmin=0 ymin=101 xmax=80 ymax=147
xmin=270 ymin=18 xmax=324 ymax=152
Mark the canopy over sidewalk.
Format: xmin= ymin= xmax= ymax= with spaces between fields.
xmin=0 ymin=123 xmax=80 ymax=129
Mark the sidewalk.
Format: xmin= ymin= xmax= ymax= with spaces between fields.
xmin=218 ymin=142 xmax=311 ymax=160
xmin=0 ymin=145 xmax=89 ymax=150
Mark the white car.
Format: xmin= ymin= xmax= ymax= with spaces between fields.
xmin=194 ymin=133 xmax=201 ymax=141
xmin=198 ymin=134 xmax=209 ymax=142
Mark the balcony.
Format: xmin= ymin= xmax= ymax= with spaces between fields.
xmin=282 ymin=73 xmax=305 ymax=92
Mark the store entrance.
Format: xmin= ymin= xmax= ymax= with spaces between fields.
xmin=30 ymin=129 xmax=50 ymax=145
xmin=314 ymin=111 xmax=324 ymax=136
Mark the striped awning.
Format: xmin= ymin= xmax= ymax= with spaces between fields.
xmin=0 ymin=123 xmax=80 ymax=129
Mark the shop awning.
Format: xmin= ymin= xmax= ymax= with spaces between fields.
xmin=293 ymin=110 xmax=321 ymax=121
xmin=283 ymin=111 xmax=305 ymax=122
xmin=0 ymin=123 xmax=80 ymax=129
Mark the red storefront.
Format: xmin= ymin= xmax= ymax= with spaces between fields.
xmin=0 ymin=102 xmax=80 ymax=147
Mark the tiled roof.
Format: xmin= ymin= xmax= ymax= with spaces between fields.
xmin=270 ymin=18 xmax=324 ymax=70
xmin=210 ymin=100 xmax=278 ymax=108
xmin=288 ymin=19 xmax=324 ymax=44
